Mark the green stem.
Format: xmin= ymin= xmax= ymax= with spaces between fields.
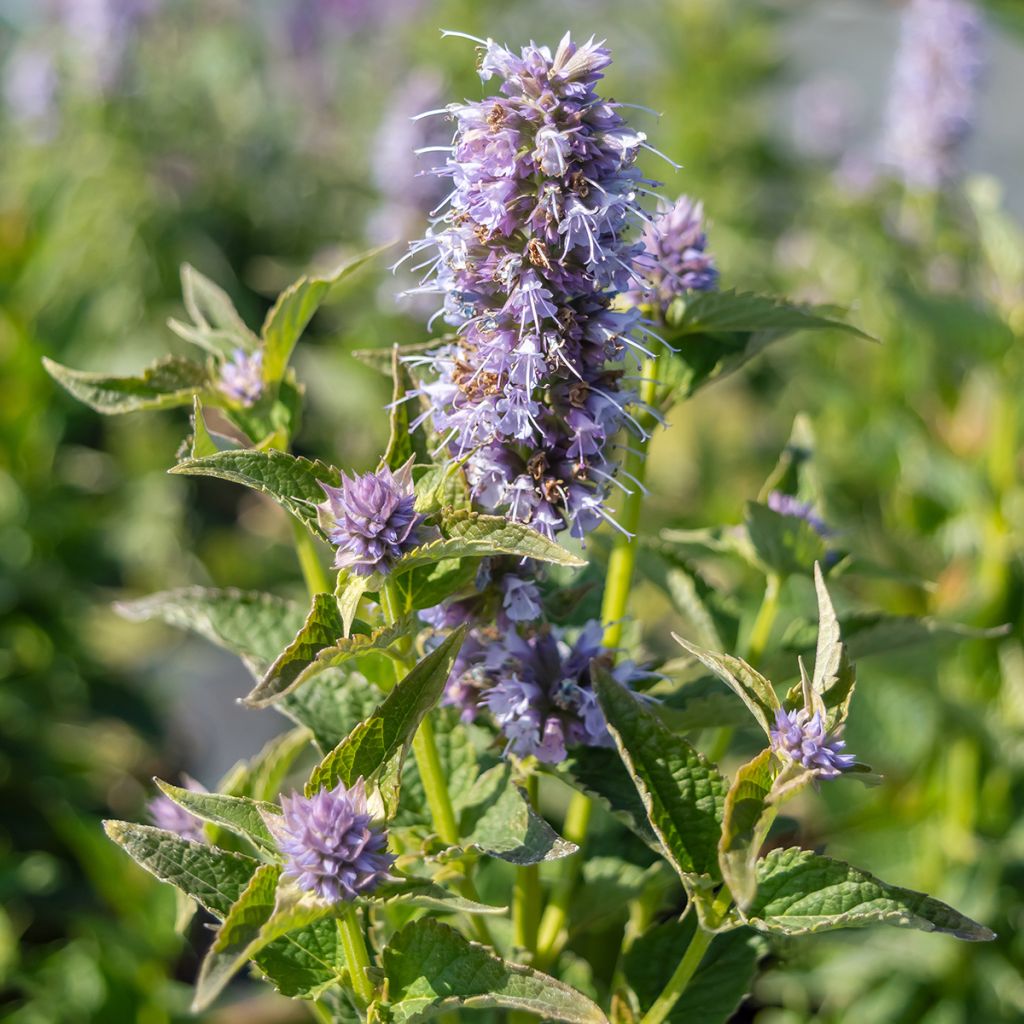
xmin=382 ymin=580 xmax=493 ymax=947
xmin=292 ymin=518 xmax=331 ymax=596
xmin=639 ymin=890 xmax=732 ymax=1024
xmin=513 ymin=774 xmax=542 ymax=957
xmin=337 ymin=907 xmax=375 ymax=1008
xmin=534 ymin=789 xmax=592 ymax=966
xmin=707 ymin=572 xmax=783 ymax=763
xmin=308 ymin=999 xmax=333 ymax=1024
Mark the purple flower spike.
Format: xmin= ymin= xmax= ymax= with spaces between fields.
xmin=482 ymin=620 xmax=649 ymax=764
xmin=218 ymin=348 xmax=264 ymax=407
xmin=401 ymin=32 xmax=669 ymax=539
xmin=147 ymin=777 xmax=207 ymax=843
xmin=625 ymin=195 xmax=718 ymax=311
xmin=770 ymin=708 xmax=856 ymax=779
xmin=882 ymin=0 xmax=985 ymax=191
xmin=767 ymin=491 xmax=830 ymax=538
xmin=278 ymin=778 xmax=395 ymax=903
xmin=319 ymin=461 xmax=425 ymax=576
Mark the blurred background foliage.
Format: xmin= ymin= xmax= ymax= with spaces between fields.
xmin=0 ymin=0 xmax=1021 ymax=1021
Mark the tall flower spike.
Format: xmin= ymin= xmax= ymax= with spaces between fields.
xmin=218 ymin=348 xmax=264 ymax=407
xmin=625 ymin=195 xmax=718 ymax=312
xmin=402 ymin=33 xmax=664 ymax=539
xmin=318 ymin=460 xmax=425 ymax=576
xmin=770 ymin=707 xmax=856 ymax=779
xmin=278 ymin=778 xmax=395 ymax=903
xmin=882 ymin=0 xmax=985 ymax=191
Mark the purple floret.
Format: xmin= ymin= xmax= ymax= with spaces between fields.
xmin=770 ymin=707 xmax=856 ymax=779
xmin=882 ymin=0 xmax=985 ymax=190
xmin=318 ymin=461 xmax=425 ymax=576
xmin=766 ymin=491 xmax=830 ymax=538
xmin=278 ymin=778 xmax=395 ymax=903
xmin=218 ymin=348 xmax=264 ymax=407
xmin=625 ymin=195 xmax=718 ymax=311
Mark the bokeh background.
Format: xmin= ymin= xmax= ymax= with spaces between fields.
xmin=2 ymin=0 xmax=1022 ymax=1021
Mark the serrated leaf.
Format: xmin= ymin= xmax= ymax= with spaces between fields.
xmin=594 ymin=668 xmax=728 ymax=886
xmin=194 ymin=863 xmax=284 ymax=1010
xmin=807 ymin=563 xmax=856 ymax=728
xmin=718 ymin=751 xmax=814 ymax=911
xmin=375 ymin=918 xmax=607 ymax=1024
xmin=624 ymin=915 xmax=760 ymax=1024
xmin=103 ymin=821 xmax=257 ymax=916
xmin=170 ymin=449 xmax=342 ymax=539
xmin=115 ymin=587 xmax=306 ymax=677
xmin=262 ymin=245 xmax=390 ymax=382
xmin=744 ymin=502 xmax=827 ymax=578
xmin=742 ymin=847 xmax=994 ymax=941
xmin=305 ymin=627 xmax=467 ymax=813
xmin=247 ymin=593 xmax=344 ymax=705
xmin=455 ymin=764 xmax=577 ymax=865
xmin=251 ymin=607 xmax=414 ymax=707
xmin=384 ymin=347 xmax=431 ymax=471
xmin=43 ymin=355 xmax=210 ymax=414
xmin=280 ymin=669 xmax=385 ymax=753
xmin=154 ymin=780 xmax=278 ymax=854
xmin=373 ymin=878 xmax=504 ymax=915
xmin=671 ymin=635 xmax=780 ymax=737
xmin=253 ymin=917 xmax=347 ymax=999
xmin=360 ymin=511 xmax=584 ymax=594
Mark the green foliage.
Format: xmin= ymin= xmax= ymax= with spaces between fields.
xmin=373 ymin=918 xmax=607 ymax=1023
xmin=153 ymin=781 xmax=278 ymax=854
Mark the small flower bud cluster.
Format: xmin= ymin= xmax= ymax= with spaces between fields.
xmin=766 ymin=490 xmax=830 ymax=538
xmin=624 ymin=195 xmax=718 ymax=313
xmin=883 ymin=0 xmax=985 ymax=191
xmin=318 ymin=462 xmax=425 ymax=576
xmin=218 ymin=348 xmax=264 ymax=407
xmin=770 ymin=708 xmax=855 ymax=779
xmin=278 ymin=778 xmax=394 ymax=903
xmin=404 ymin=33 xmax=665 ymax=539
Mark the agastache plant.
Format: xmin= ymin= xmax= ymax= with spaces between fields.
xmin=46 ymin=29 xmax=994 ymax=1024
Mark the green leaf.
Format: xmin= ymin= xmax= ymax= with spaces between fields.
xmin=374 ymin=918 xmax=607 ymax=1024
xmin=246 ymin=727 xmax=314 ymax=802
xmin=43 ymin=355 xmax=210 ymax=414
xmin=384 ymin=347 xmax=431 ymax=471
xmin=262 ymin=245 xmax=390 ymax=382
xmin=671 ymin=634 xmax=780 ymax=737
xmin=594 ymin=668 xmax=728 ymax=886
xmin=250 ymin=606 xmax=414 ymax=707
xmin=115 ymin=587 xmax=306 ymax=677
xmin=194 ymin=863 xmax=285 ymax=1011
xmin=253 ymin=917 xmax=347 ymax=1000
xmin=665 ymin=567 xmax=725 ymax=651
xmin=744 ymin=502 xmax=827 ymax=578
xmin=455 ymin=764 xmax=578 ymax=865
xmin=170 ymin=449 xmax=342 ymax=539
xmin=189 ymin=396 xmax=239 ymax=457
xmin=717 ymin=751 xmax=814 ymax=911
xmin=623 ymin=915 xmax=760 ymax=1024
xmin=103 ymin=821 xmax=257 ymax=917
xmin=673 ymin=290 xmax=871 ymax=339
xmin=808 ymin=562 xmax=856 ymax=728
xmin=742 ymin=847 xmax=995 ymax=940
xmin=373 ymin=877 xmax=504 ymax=915
xmin=279 ymin=668 xmax=385 ymax=753
xmin=173 ymin=263 xmax=260 ymax=357
xmin=305 ymin=627 xmax=467 ymax=812
xmin=154 ymin=780 xmax=278 ymax=854
xmin=247 ymin=593 xmax=344 ymax=705
xmin=555 ymin=746 xmax=662 ymax=853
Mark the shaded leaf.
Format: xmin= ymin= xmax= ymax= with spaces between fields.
xmin=279 ymin=668 xmax=385 ymax=753
xmin=384 ymin=346 xmax=431 ymax=471
xmin=595 ymin=668 xmax=728 ymax=885
xmin=744 ymin=502 xmax=827 ymax=578
xmin=171 ymin=449 xmax=341 ymax=539
xmin=374 ymin=918 xmax=607 ymax=1023
xmin=43 ymin=355 xmax=210 ymax=414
